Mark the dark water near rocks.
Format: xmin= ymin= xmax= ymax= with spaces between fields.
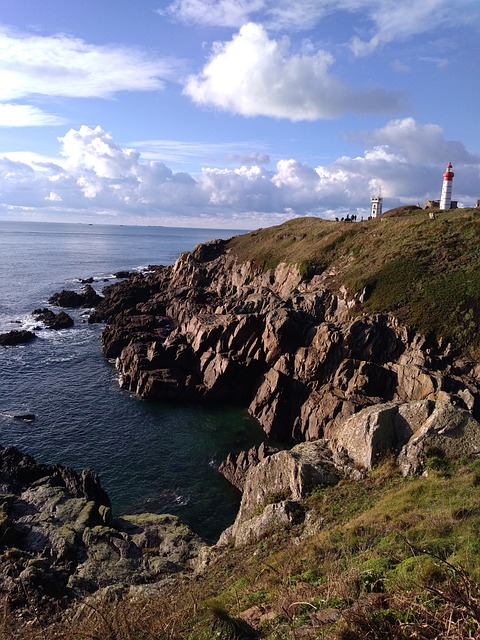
xmin=0 ymin=221 xmax=261 ymax=542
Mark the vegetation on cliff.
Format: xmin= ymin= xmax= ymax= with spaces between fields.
xmin=6 ymin=456 xmax=480 ymax=639
xmin=229 ymin=209 xmax=480 ymax=354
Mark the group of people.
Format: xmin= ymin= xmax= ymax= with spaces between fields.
xmin=335 ymin=214 xmax=364 ymax=222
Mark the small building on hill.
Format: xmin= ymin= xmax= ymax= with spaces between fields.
xmin=370 ymin=193 xmax=383 ymax=218
xmin=425 ymin=199 xmax=458 ymax=210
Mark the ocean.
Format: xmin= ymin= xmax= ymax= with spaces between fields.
xmin=0 ymin=220 xmax=262 ymax=542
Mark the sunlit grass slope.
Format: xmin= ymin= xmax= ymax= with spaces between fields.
xmin=229 ymin=209 xmax=480 ymax=354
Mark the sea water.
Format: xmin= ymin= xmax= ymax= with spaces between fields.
xmin=0 ymin=220 xmax=262 ymax=541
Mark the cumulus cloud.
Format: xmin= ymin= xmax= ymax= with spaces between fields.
xmin=184 ymin=23 xmax=402 ymax=120
xmin=0 ymin=120 xmax=478 ymax=227
xmin=0 ymin=26 xmax=174 ymax=101
xmin=59 ymin=126 xmax=141 ymax=179
xmin=359 ymin=118 xmax=479 ymax=164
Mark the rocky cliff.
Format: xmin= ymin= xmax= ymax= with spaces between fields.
xmin=90 ymin=235 xmax=480 ymax=447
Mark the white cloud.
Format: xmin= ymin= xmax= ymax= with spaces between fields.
xmin=162 ymin=0 xmax=265 ymax=27
xmin=184 ymin=23 xmax=402 ymax=120
xmin=349 ymin=0 xmax=477 ymax=55
xmin=0 ymin=104 xmax=66 ymax=127
xmin=164 ymin=0 xmax=331 ymax=30
xmin=45 ymin=191 xmax=62 ymax=202
xmin=367 ymin=118 xmax=478 ymax=164
xmin=166 ymin=0 xmax=479 ymax=41
xmin=0 ymin=25 xmax=174 ymax=101
xmin=0 ymin=120 xmax=478 ymax=227
xmin=60 ymin=125 xmax=141 ymax=179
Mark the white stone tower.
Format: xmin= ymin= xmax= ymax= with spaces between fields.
xmin=370 ymin=190 xmax=383 ymax=218
xmin=440 ymin=161 xmax=454 ymax=210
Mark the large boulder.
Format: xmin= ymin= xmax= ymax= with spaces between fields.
xmin=397 ymin=399 xmax=480 ymax=475
xmin=328 ymin=399 xmax=480 ymax=474
xmin=329 ymin=403 xmax=402 ymax=470
xmin=218 ymin=440 xmax=342 ymax=547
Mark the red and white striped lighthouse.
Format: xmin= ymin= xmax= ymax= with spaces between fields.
xmin=440 ymin=161 xmax=454 ymax=210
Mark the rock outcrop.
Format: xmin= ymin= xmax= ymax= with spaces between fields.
xmin=330 ymin=397 xmax=480 ymax=475
xmin=218 ymin=439 xmax=343 ymax=547
xmin=0 ymin=330 xmax=36 ymax=346
xmin=33 ymin=308 xmax=74 ymax=330
xmin=218 ymin=443 xmax=279 ymax=491
xmin=86 ymin=239 xmax=480 ymax=445
xmin=215 ymin=399 xmax=480 ymax=548
xmin=49 ymin=284 xmax=103 ymax=308
xmin=0 ymin=447 xmax=204 ymax=618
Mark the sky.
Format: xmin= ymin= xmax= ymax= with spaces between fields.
xmin=0 ymin=0 xmax=479 ymax=230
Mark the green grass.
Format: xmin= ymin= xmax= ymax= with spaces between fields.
xmin=228 ymin=209 xmax=480 ymax=354
xmin=9 ymin=457 xmax=480 ymax=639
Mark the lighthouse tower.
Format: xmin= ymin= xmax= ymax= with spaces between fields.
xmin=370 ymin=190 xmax=383 ymax=218
xmin=440 ymin=161 xmax=454 ymax=210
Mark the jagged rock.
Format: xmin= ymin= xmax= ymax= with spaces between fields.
xmin=87 ymin=238 xmax=480 ymax=443
xmin=218 ymin=440 xmax=342 ymax=547
xmin=219 ymin=443 xmax=279 ymax=491
xmin=49 ymin=284 xmax=102 ymax=309
xmin=0 ymin=446 xmax=204 ymax=617
xmin=0 ymin=330 xmax=36 ymax=346
xmin=33 ymin=308 xmax=74 ymax=329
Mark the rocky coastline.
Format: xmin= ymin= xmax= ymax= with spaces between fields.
xmin=88 ymin=236 xmax=480 ymax=444
xmin=0 ymin=446 xmax=203 ymax=622
xmin=2 ymin=229 xmax=480 ymax=624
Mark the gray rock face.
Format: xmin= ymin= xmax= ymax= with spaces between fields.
xmin=219 ymin=443 xmax=279 ymax=491
xmin=328 ymin=398 xmax=480 ymax=475
xmin=397 ymin=400 xmax=480 ymax=475
xmin=218 ymin=440 xmax=342 ymax=547
xmin=0 ymin=447 xmax=204 ymax=617
xmin=216 ymin=398 xmax=480 ymax=548
xmin=86 ymin=240 xmax=480 ymax=445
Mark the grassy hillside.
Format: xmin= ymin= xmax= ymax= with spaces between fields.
xmin=229 ymin=209 xmax=480 ymax=355
xmin=13 ymin=456 xmax=480 ymax=639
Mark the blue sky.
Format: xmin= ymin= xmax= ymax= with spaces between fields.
xmin=0 ymin=0 xmax=479 ymax=229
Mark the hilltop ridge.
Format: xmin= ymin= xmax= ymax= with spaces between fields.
xmin=229 ymin=208 xmax=480 ymax=354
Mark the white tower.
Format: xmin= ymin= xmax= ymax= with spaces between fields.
xmin=439 ymin=161 xmax=454 ymax=210
xmin=370 ymin=189 xmax=383 ymax=218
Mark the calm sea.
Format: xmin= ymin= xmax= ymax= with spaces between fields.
xmin=0 ymin=220 xmax=262 ymax=541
